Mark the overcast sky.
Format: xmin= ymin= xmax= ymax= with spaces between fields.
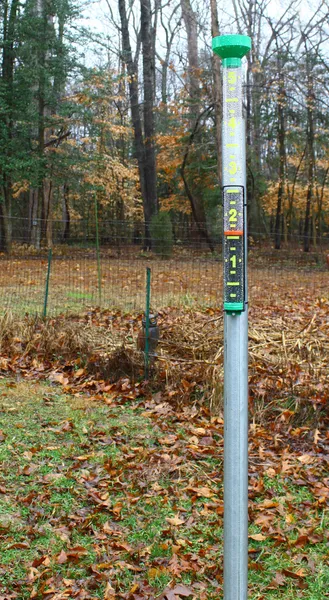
xmin=77 ymin=0 xmax=320 ymax=69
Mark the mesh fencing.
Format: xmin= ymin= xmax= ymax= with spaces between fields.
xmin=0 ymin=241 xmax=327 ymax=317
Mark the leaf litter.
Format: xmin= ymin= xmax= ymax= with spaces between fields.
xmin=0 ymin=276 xmax=328 ymax=598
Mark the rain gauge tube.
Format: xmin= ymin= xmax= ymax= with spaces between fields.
xmin=212 ymin=35 xmax=251 ymax=600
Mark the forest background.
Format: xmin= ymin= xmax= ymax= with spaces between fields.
xmin=1 ymin=0 xmax=329 ymax=256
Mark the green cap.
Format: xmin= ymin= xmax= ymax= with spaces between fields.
xmin=212 ymin=34 xmax=251 ymax=67
xmin=224 ymin=302 xmax=244 ymax=313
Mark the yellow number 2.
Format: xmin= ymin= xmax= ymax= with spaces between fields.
xmin=229 ymin=209 xmax=237 ymax=222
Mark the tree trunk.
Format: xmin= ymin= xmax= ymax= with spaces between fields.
xmin=1 ymin=0 xmax=20 ymax=253
xmin=45 ymin=8 xmax=67 ymax=248
xmin=181 ymin=106 xmax=215 ymax=252
xmin=303 ymin=66 xmax=314 ymax=253
xmin=0 ymin=204 xmax=7 ymax=252
xmin=180 ymin=0 xmax=199 ymax=118
xmin=29 ymin=0 xmax=48 ymax=249
xmin=30 ymin=189 xmax=39 ymax=247
xmin=180 ymin=0 xmax=212 ymax=249
xmin=317 ymin=167 xmax=329 ymax=245
xmin=274 ymin=62 xmax=286 ymax=250
xmin=2 ymin=178 xmax=12 ymax=252
xmin=45 ymin=178 xmax=53 ymax=248
xmin=140 ymin=0 xmax=158 ymax=241
xmin=62 ymin=184 xmax=70 ymax=241
xmin=119 ymin=0 xmax=157 ymax=248
xmin=210 ymin=0 xmax=222 ymax=188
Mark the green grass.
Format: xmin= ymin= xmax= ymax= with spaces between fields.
xmin=0 ymin=379 xmax=328 ymax=598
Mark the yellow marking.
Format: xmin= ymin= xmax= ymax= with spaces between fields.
xmin=230 ymin=293 xmax=237 ymax=298
xmin=230 ymin=132 xmax=235 ymax=136
xmin=230 ymin=247 xmax=236 ymax=250
xmin=228 ymin=71 xmax=237 ymax=84
xmin=229 ymin=208 xmax=237 ymax=222
xmin=227 ymin=282 xmax=240 ymax=286
xmin=230 ymin=270 xmax=236 ymax=274
xmin=230 ymin=201 xmax=236 ymax=204
xmin=229 ymin=86 xmax=235 ymax=91
xmin=229 ymin=117 xmax=236 ymax=129
xmin=227 ymin=188 xmax=239 ymax=193
xmin=226 ymin=98 xmax=238 ymax=102
xmin=230 ymin=255 xmax=236 ymax=268
xmin=227 ymin=236 xmax=240 ymax=239
xmin=226 ymin=143 xmax=238 ymax=147
xmin=229 ymin=109 xmax=235 ymax=114
xmin=230 ymin=179 xmax=236 ymax=183
xmin=229 ymin=162 xmax=237 ymax=175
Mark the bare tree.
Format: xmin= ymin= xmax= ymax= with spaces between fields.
xmin=180 ymin=0 xmax=199 ymax=117
xmin=180 ymin=0 xmax=214 ymax=250
xmin=1 ymin=0 xmax=20 ymax=252
xmin=232 ymin=0 xmax=298 ymax=235
xmin=141 ymin=0 xmax=158 ymax=229
xmin=156 ymin=2 xmax=181 ymax=106
xmin=118 ymin=0 xmax=157 ymax=248
xmin=295 ymin=6 xmax=329 ymax=251
xmin=210 ymin=0 xmax=221 ymax=187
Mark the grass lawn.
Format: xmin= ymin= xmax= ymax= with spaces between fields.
xmin=0 ymin=379 xmax=328 ymax=599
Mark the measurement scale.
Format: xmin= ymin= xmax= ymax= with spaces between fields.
xmin=212 ymin=34 xmax=251 ymax=600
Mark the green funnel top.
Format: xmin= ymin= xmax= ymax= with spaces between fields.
xmin=212 ymin=34 xmax=251 ymax=67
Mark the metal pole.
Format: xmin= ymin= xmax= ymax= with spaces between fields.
xmin=212 ymin=35 xmax=251 ymax=600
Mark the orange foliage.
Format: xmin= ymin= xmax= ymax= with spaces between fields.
xmin=63 ymin=70 xmax=142 ymax=219
xmin=261 ymin=180 xmax=329 ymax=224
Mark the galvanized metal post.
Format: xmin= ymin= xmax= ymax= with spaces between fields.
xmin=212 ymin=35 xmax=251 ymax=600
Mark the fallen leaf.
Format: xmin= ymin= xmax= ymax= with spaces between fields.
xmin=166 ymin=515 xmax=185 ymax=526
xmin=163 ymin=584 xmax=194 ymax=599
xmin=104 ymin=582 xmax=116 ymax=599
xmin=57 ymin=550 xmax=68 ymax=564
xmin=282 ymin=568 xmax=306 ymax=580
xmin=7 ymin=542 xmax=30 ymax=549
xmin=267 ymin=571 xmax=286 ymax=588
xmin=159 ymin=434 xmax=178 ymax=445
xmin=112 ymin=501 xmax=123 ymax=518
xmin=189 ymin=486 xmax=215 ymax=498
xmin=148 ymin=567 xmax=167 ymax=579
xmin=23 ymin=450 xmax=33 ymax=460
xmin=21 ymin=464 xmax=38 ymax=476
xmin=297 ymin=454 xmax=314 ymax=464
xmin=249 ymin=533 xmax=267 ymax=542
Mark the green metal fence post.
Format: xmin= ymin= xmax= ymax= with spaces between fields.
xmin=95 ymin=195 xmax=102 ymax=306
xmin=43 ymin=248 xmax=53 ymax=318
xmin=144 ymin=267 xmax=151 ymax=379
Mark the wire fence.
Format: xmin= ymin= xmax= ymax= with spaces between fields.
xmin=3 ymin=214 xmax=329 ymax=251
xmin=0 ymin=242 xmax=327 ymax=317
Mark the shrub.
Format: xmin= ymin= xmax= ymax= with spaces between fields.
xmin=150 ymin=211 xmax=173 ymax=258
